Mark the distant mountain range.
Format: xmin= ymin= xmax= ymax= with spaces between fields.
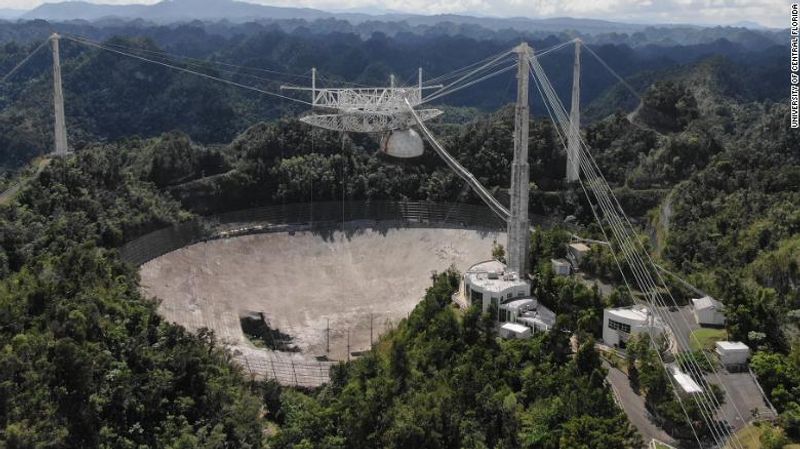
xmin=22 ymin=0 xmax=625 ymax=34
xmin=0 ymin=8 xmax=25 ymax=19
xmin=23 ymin=0 xmax=332 ymax=23
xmin=0 ymin=0 xmax=781 ymax=51
xmin=16 ymin=0 xmax=762 ymax=35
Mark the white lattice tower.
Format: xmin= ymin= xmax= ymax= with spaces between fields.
xmin=506 ymin=42 xmax=531 ymax=277
xmin=51 ymin=33 xmax=69 ymax=156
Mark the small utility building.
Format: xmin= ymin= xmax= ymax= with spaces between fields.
xmin=551 ymin=258 xmax=571 ymax=276
xmin=716 ymin=341 xmax=750 ymax=370
xmin=500 ymin=322 xmax=532 ymax=339
xmin=568 ymin=242 xmax=591 ymax=265
xmin=502 ymin=298 xmax=556 ymax=333
xmin=692 ymin=296 xmax=726 ymax=326
xmin=669 ymin=365 xmax=703 ymax=395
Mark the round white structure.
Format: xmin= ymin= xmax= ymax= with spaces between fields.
xmin=380 ymin=128 xmax=425 ymax=158
xmin=463 ymin=260 xmax=530 ymax=313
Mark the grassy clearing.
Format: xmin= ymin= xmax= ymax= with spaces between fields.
xmin=724 ymin=423 xmax=800 ymax=449
xmin=689 ymin=327 xmax=727 ymax=352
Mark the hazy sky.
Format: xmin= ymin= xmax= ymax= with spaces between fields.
xmin=0 ymin=0 xmax=787 ymax=28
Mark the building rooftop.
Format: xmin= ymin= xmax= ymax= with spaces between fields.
xmin=669 ymin=365 xmax=703 ymax=394
xmin=500 ymin=297 xmax=556 ymax=331
xmin=469 ymin=259 xmax=506 ymax=273
xmin=504 ymin=298 xmax=536 ymax=311
xmin=606 ymin=305 xmax=652 ymax=323
xmin=692 ymin=295 xmax=724 ymax=311
xmin=466 ymin=260 xmax=528 ymax=294
xmin=519 ymin=308 xmax=556 ymax=330
xmin=501 ymin=322 xmax=530 ymax=334
xmin=569 ymin=242 xmax=591 ymax=252
xmin=716 ymin=341 xmax=750 ymax=352
xmin=551 ymin=258 xmax=570 ymax=266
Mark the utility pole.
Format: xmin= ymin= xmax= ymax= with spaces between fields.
xmin=506 ymin=42 xmax=531 ymax=277
xmin=346 ymin=329 xmax=350 ymax=362
xmin=326 ymin=318 xmax=330 ymax=355
xmin=566 ymin=40 xmax=581 ymax=182
xmin=369 ymin=313 xmax=374 ymax=349
xmin=51 ymin=33 xmax=68 ymax=156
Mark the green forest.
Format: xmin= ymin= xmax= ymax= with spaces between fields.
xmin=0 ymin=17 xmax=797 ymax=449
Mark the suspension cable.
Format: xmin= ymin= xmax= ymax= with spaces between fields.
xmin=533 ymin=72 xmax=706 ymax=448
xmin=581 ymin=42 xmax=642 ymax=101
xmin=423 ymin=47 xmax=514 ymax=85
xmin=421 ymin=50 xmax=513 ymax=103
xmin=422 ymin=63 xmax=516 ymax=104
xmin=529 ymin=51 xmax=752 ymax=449
xmin=1 ymin=38 xmax=51 ymax=83
xmin=62 ymin=32 xmax=313 ymax=82
xmin=64 ymin=35 xmax=314 ymax=106
xmin=531 ymin=58 xmax=737 ymax=447
xmin=530 ymin=52 xmax=732 ymax=446
xmin=422 ymin=39 xmax=575 ymax=87
xmin=423 ymin=56 xmax=514 ymax=101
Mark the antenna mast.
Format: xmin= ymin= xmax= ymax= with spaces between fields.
xmin=506 ymin=42 xmax=531 ymax=277
xmin=51 ymin=33 xmax=68 ymax=156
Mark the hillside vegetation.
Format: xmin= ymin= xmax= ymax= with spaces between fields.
xmin=0 ymin=21 xmax=786 ymax=169
xmin=0 ymin=19 xmax=796 ymax=448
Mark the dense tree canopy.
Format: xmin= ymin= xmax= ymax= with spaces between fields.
xmin=0 ymin=147 xmax=263 ymax=448
xmin=0 ymin=17 xmax=795 ymax=447
xmin=267 ymin=270 xmax=640 ymax=449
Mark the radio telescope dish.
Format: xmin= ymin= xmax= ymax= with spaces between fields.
xmin=380 ymin=128 xmax=424 ymax=158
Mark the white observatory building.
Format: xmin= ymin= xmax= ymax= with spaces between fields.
xmin=464 ymin=260 xmax=529 ymax=312
xmin=603 ymin=305 xmax=666 ymax=348
xmin=462 ymin=260 xmax=555 ymax=334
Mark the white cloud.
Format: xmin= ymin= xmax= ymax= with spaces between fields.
xmin=0 ymin=0 xmax=787 ymax=27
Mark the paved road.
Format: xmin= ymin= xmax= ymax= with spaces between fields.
xmin=662 ymin=305 xmax=699 ymax=349
xmin=661 ymin=305 xmax=775 ymax=433
xmin=605 ymin=361 xmax=677 ymax=448
xmin=713 ymin=370 xmax=776 ymax=430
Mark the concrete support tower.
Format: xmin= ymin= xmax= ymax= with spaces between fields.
xmin=51 ymin=33 xmax=68 ymax=156
xmin=506 ymin=42 xmax=531 ymax=277
xmin=566 ymin=40 xmax=581 ymax=182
